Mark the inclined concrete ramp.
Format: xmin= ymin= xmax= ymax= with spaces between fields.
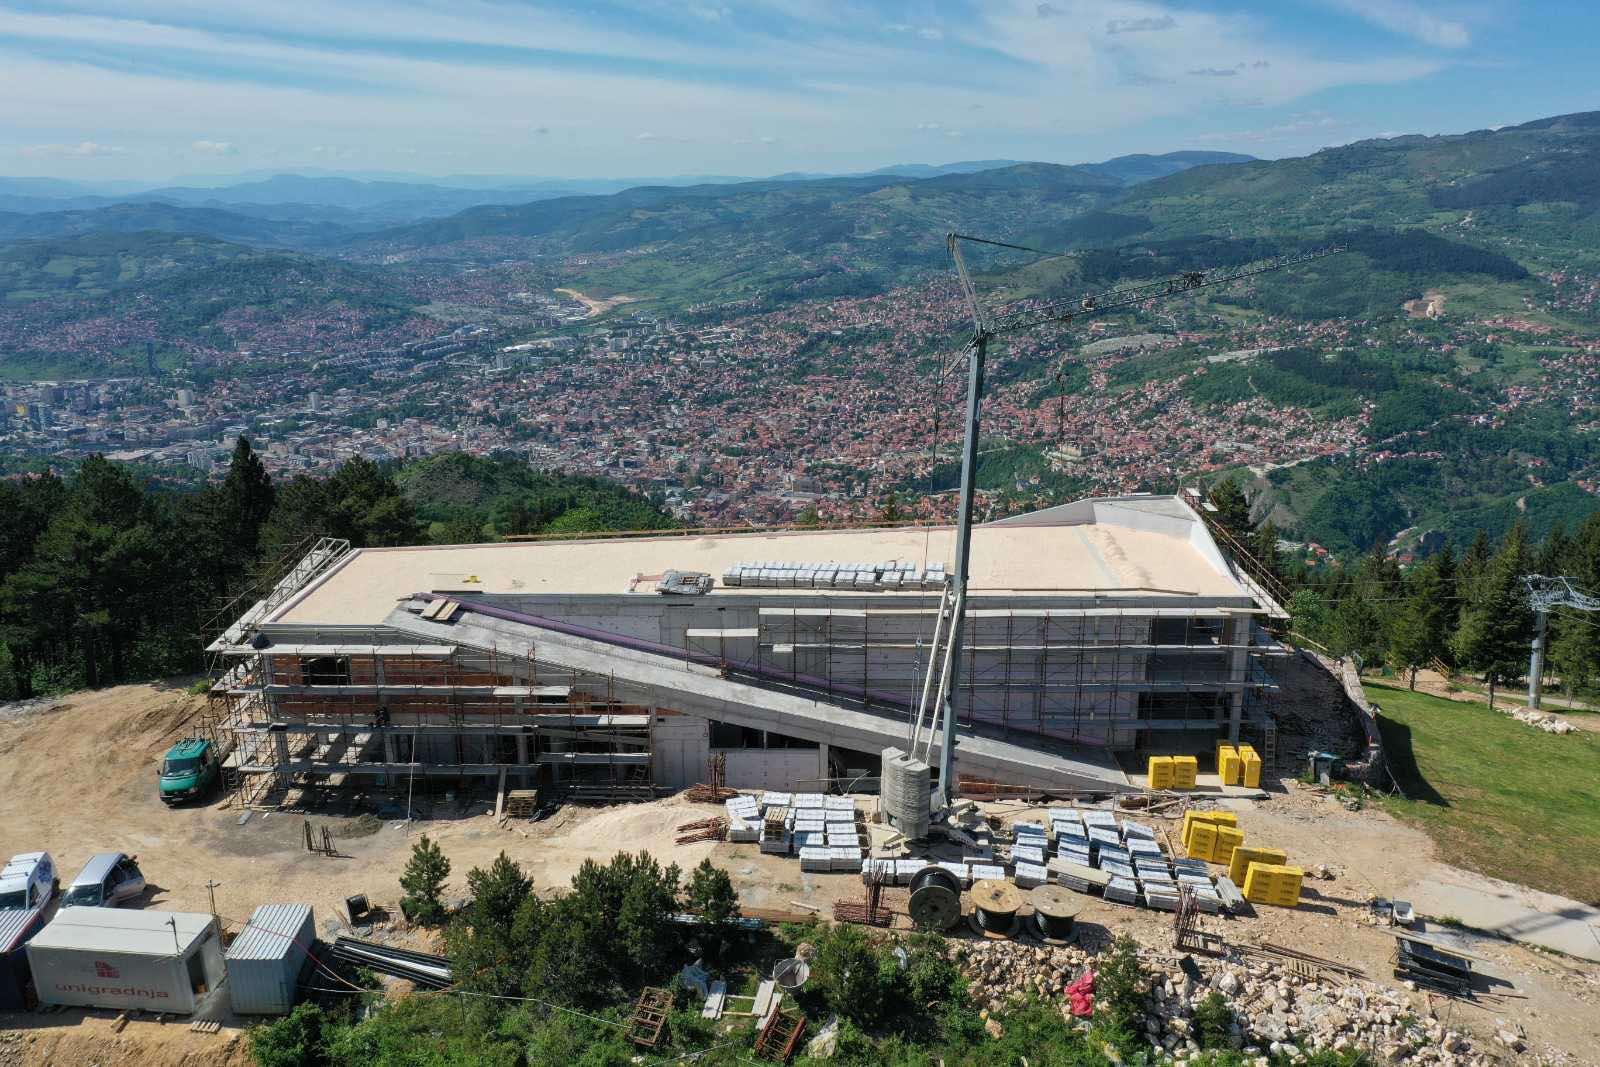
xmin=384 ymin=603 xmax=1128 ymax=793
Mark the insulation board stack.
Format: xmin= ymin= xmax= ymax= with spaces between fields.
xmin=1186 ymin=823 xmax=1220 ymax=862
xmin=799 ymin=847 xmax=831 ymax=872
xmin=970 ymin=863 xmax=1006 ymax=883
xmin=759 ymin=823 xmax=791 ymax=855
xmin=938 ymin=861 xmax=972 ymax=888
xmin=1014 ymin=863 xmax=1048 ymax=889
xmin=894 ymin=859 xmax=928 ymax=886
xmin=830 ymin=847 xmax=863 ymax=872
xmin=861 ymin=859 xmax=895 ymax=884
xmin=760 ymin=792 xmax=794 ymax=811
xmin=726 ymin=795 xmax=762 ymax=843
xmin=1105 ymin=877 xmax=1140 ymax=905
xmin=1012 ymin=844 xmax=1046 ymax=867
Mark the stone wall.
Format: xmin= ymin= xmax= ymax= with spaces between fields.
xmin=1314 ymin=652 xmax=1387 ymax=785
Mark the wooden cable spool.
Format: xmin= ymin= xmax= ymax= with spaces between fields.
xmin=1029 ymin=883 xmax=1079 ymax=943
xmin=969 ymin=878 xmax=1023 ymax=938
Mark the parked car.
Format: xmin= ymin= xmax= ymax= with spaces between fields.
xmin=159 ymin=737 xmax=221 ymax=804
xmin=0 ymin=853 xmax=56 ymax=913
xmin=61 ymin=853 xmax=146 ymax=909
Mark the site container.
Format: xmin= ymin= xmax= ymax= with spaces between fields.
xmin=1237 ymin=745 xmax=1263 ymax=788
xmin=1228 ymin=846 xmax=1288 ymax=886
xmin=1146 ymin=756 xmax=1175 ymax=790
xmin=1212 ymin=826 xmax=1245 ymax=866
xmin=1170 ymin=755 xmax=1198 ymax=789
xmin=1216 ymin=745 xmax=1241 ymax=786
xmin=26 ymin=907 xmax=224 ymax=1014
xmin=226 ymin=903 xmax=314 ymax=1015
xmin=0 ymin=907 xmax=49 ymax=1010
xmin=1242 ymin=863 xmax=1304 ymax=907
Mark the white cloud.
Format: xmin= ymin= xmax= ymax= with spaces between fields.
xmin=19 ymin=140 xmax=126 ymax=158
xmin=191 ymin=139 xmax=237 ymax=155
xmin=1195 ymin=112 xmax=1356 ymax=145
xmin=1325 ymin=0 xmax=1471 ymax=48
xmin=0 ymin=0 xmax=1451 ymax=178
xmin=1106 ymin=15 xmax=1175 ymax=34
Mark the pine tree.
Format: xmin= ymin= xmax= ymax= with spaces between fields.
xmin=1388 ymin=553 xmax=1451 ymax=688
xmin=0 ymin=642 xmax=17 ymax=702
xmin=221 ymin=436 xmax=276 ymax=553
xmin=1548 ymin=514 xmax=1600 ymax=703
xmin=1452 ymin=525 xmax=1534 ymax=708
xmin=684 ymin=858 xmax=740 ymax=962
xmin=400 ymin=835 xmax=451 ymax=925
xmin=1207 ymin=477 xmax=1252 ymax=542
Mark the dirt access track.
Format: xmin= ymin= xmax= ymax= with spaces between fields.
xmin=2 ymin=683 xmax=1600 ymax=1065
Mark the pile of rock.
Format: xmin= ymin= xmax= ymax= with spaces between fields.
xmin=1510 ymin=707 xmax=1576 ymax=734
xmin=948 ymin=938 xmax=1496 ymax=1065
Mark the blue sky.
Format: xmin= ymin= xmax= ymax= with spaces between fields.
xmin=3 ymin=0 xmax=1597 ymax=181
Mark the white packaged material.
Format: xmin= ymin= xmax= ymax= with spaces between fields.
xmin=937 ymin=861 xmax=971 ymax=887
xmin=1012 ymin=844 xmax=1046 ymax=866
xmin=969 ymin=863 xmax=1006 ymax=882
xmin=830 ymin=847 xmax=863 ymax=872
xmin=1014 ymin=862 xmax=1048 ymax=889
xmin=799 ymin=847 xmax=832 ymax=872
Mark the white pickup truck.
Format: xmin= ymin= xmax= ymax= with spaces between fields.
xmin=0 ymin=852 xmax=56 ymax=959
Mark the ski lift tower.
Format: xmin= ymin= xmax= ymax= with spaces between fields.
xmin=910 ymin=235 xmax=1344 ymax=813
xmin=1525 ymin=575 xmax=1600 ymax=709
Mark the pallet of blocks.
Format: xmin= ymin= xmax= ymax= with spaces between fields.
xmin=1146 ymin=756 xmax=1175 ymax=790
xmin=1242 ymin=863 xmax=1304 ymax=907
xmin=1237 ymin=744 xmax=1263 ymax=788
xmin=1216 ymin=744 xmax=1242 ymax=787
xmin=1228 ymin=846 xmax=1288 ymax=886
xmin=1211 ymin=825 xmax=1245 ymax=866
xmin=1170 ymin=755 xmax=1198 ymax=790
xmin=1185 ymin=822 xmax=1220 ymax=862
xmin=1180 ymin=810 xmax=1238 ymax=848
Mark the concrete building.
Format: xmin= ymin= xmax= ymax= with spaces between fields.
xmin=206 ymin=494 xmax=1286 ymax=805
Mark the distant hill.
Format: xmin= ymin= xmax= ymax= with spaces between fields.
xmin=1107 ymin=111 xmax=1600 ymax=268
xmin=1077 ymin=150 xmax=1255 ymax=185
xmin=0 ymin=231 xmax=424 ymax=375
xmin=395 ymin=453 xmax=677 ymax=538
xmin=0 ymin=202 xmax=352 ymax=247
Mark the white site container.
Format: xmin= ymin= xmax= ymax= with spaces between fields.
xmin=226 ymin=903 xmax=315 ymax=1015
xmin=27 ymin=907 xmax=225 ymax=1014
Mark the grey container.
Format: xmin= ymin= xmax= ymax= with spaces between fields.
xmin=226 ymin=903 xmax=314 ymax=1015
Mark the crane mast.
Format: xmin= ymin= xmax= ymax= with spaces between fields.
xmin=911 ymin=234 xmax=1345 ymax=814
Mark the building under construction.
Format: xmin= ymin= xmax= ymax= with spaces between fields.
xmin=206 ymin=493 xmax=1288 ymax=806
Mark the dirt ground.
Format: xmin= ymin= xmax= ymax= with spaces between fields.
xmin=2 ymin=683 xmax=1599 ymax=1065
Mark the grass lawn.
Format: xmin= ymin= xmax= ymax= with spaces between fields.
xmin=1365 ymin=681 xmax=1600 ymax=905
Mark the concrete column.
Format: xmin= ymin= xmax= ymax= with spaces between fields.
xmin=516 ymin=733 xmax=531 ymax=787
xmin=818 ymin=742 xmax=830 ymax=791
xmin=273 ymin=729 xmax=289 ymax=768
xmin=384 ymin=731 xmax=398 ymax=765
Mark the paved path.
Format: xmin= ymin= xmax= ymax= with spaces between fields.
xmin=1403 ymin=865 xmax=1600 ymax=962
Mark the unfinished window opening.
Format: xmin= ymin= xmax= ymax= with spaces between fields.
xmin=301 ymin=655 xmax=351 ymax=686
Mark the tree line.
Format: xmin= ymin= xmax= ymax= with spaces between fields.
xmin=0 ymin=443 xmax=674 ymax=700
xmin=1209 ymin=478 xmax=1600 ymax=703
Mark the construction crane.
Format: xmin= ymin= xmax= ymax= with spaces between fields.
xmin=1524 ymin=575 xmax=1600 ymax=709
xmin=910 ymin=234 xmax=1345 ymax=812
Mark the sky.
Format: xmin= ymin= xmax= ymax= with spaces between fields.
xmin=2 ymin=0 xmax=1597 ymax=183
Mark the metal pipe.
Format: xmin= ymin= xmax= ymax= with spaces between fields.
xmin=909 ymin=587 xmax=950 ymax=756
xmin=1527 ymin=607 xmax=1548 ymax=710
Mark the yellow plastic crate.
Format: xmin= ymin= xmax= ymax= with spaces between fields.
xmin=1171 ymin=755 xmax=1199 ymax=789
xmin=1242 ymin=863 xmax=1304 ymax=907
xmin=1180 ymin=810 xmax=1238 ymax=847
xmin=1147 ymin=756 xmax=1175 ymax=790
xmin=1186 ymin=823 xmax=1219 ymax=862
xmin=1228 ymin=846 xmax=1288 ymax=886
xmin=1217 ymin=745 xmax=1242 ymax=786
xmin=1238 ymin=746 xmax=1263 ymax=789
xmin=1212 ymin=825 xmax=1245 ymax=865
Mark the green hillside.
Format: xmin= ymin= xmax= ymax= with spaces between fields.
xmin=394 ymin=453 xmax=678 ymax=541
